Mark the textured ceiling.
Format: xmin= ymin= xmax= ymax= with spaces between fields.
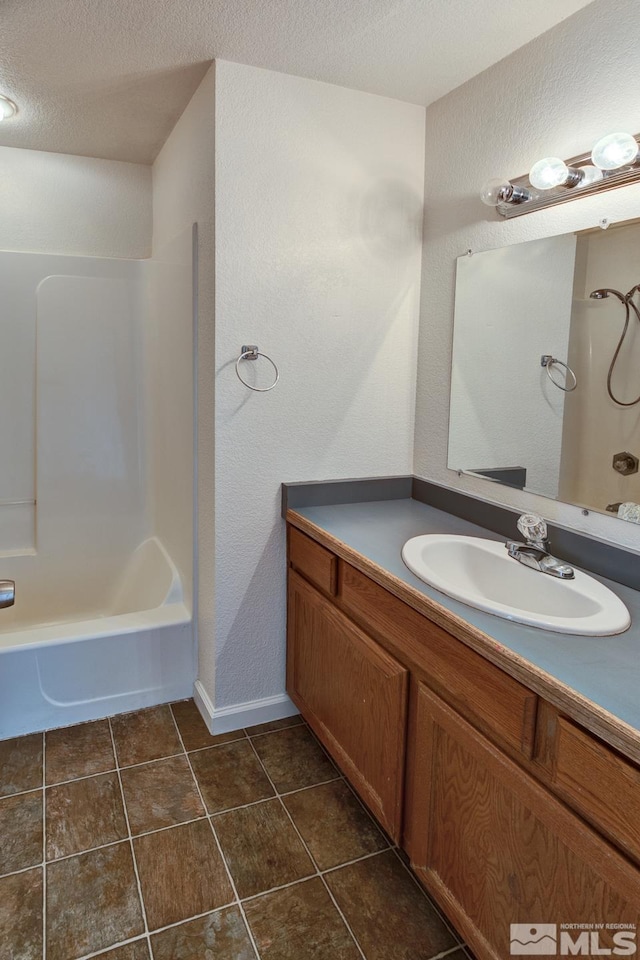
xmin=0 ymin=0 xmax=595 ymax=164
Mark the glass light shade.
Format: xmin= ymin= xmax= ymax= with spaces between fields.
xmin=529 ymin=157 xmax=570 ymax=190
xmin=480 ymin=178 xmax=511 ymax=206
xmin=0 ymin=96 xmax=16 ymax=121
xmin=591 ymin=132 xmax=639 ymax=170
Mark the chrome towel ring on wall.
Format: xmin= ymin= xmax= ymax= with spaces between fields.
xmin=235 ymin=344 xmax=280 ymax=392
xmin=540 ymin=354 xmax=577 ymax=392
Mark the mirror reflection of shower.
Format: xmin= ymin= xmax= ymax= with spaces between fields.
xmin=589 ymin=284 xmax=640 ymax=406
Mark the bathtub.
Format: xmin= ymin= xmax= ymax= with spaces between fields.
xmin=0 ymin=538 xmax=194 ymax=739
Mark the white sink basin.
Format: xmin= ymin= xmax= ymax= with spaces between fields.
xmin=402 ymin=535 xmax=631 ymax=636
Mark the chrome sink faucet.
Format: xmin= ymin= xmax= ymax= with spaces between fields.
xmin=506 ymin=514 xmax=575 ymax=580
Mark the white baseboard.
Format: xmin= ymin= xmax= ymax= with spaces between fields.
xmin=193 ymin=680 xmax=299 ymax=734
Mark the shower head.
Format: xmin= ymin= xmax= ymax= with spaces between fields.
xmin=590 ymin=287 xmax=627 ymax=302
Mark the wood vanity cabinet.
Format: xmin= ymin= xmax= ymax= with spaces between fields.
xmin=287 ymin=567 xmax=408 ymax=841
xmin=407 ymin=684 xmax=640 ymax=959
xmin=286 ymin=523 xmax=640 ymax=959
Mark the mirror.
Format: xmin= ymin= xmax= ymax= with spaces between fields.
xmin=448 ymin=218 xmax=640 ymax=522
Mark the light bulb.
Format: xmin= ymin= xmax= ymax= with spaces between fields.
xmin=481 ymin=178 xmax=511 ymax=206
xmin=577 ymin=165 xmax=604 ymax=186
xmin=480 ymin=178 xmax=530 ymax=206
xmin=591 ymin=132 xmax=639 ymax=170
xmin=529 ymin=157 xmax=570 ymax=190
xmin=0 ymin=96 xmax=17 ymax=121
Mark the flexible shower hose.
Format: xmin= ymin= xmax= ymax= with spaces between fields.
xmin=607 ymin=292 xmax=640 ymax=407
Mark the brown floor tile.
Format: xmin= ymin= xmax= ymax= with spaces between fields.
xmin=46 ymin=771 xmax=128 ymax=860
xmin=0 ymin=867 xmax=42 ymax=960
xmin=151 ymin=906 xmax=254 ymax=960
xmin=190 ymin=739 xmax=274 ymax=813
xmin=111 ymin=705 xmax=182 ymax=767
xmin=134 ymin=819 xmax=233 ymax=930
xmin=47 ymin=842 xmax=144 ymax=960
xmin=0 ymin=733 xmax=42 ymax=798
xmin=245 ymin=715 xmax=303 ymax=737
xmin=325 ymin=850 xmax=456 ymax=960
xmin=45 ymin=719 xmax=114 ymax=785
xmin=120 ymin=754 xmax=205 ymax=835
xmin=252 ymin=725 xmax=337 ymax=793
xmin=0 ymin=790 xmax=43 ymax=876
xmin=244 ymin=876 xmax=360 ymax=960
xmin=171 ymin=699 xmax=245 ymax=751
xmin=215 ymin=799 xmax=314 ymax=899
xmin=283 ymin=780 xmax=387 ymax=869
xmin=93 ymin=942 xmax=151 ymax=960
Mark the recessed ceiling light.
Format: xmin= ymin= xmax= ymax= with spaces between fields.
xmin=0 ymin=96 xmax=18 ymax=120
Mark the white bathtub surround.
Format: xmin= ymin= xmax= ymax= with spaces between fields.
xmin=0 ymin=238 xmax=195 ymax=738
xmin=212 ymin=61 xmax=425 ymax=715
xmin=414 ymin=0 xmax=640 ymax=553
xmin=144 ymin=225 xmax=196 ymax=612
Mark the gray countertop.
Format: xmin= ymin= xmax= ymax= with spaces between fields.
xmin=293 ymin=498 xmax=640 ymax=738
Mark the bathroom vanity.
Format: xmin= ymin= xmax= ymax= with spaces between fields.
xmin=285 ymin=498 xmax=640 ymax=960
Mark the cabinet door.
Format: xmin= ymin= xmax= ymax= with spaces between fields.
xmin=407 ymin=683 xmax=640 ymax=960
xmin=287 ymin=569 xmax=408 ymax=841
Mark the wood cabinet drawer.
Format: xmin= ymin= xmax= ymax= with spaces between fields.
xmin=340 ymin=563 xmax=537 ymax=758
xmin=288 ymin=526 xmax=337 ymax=596
xmin=549 ymin=714 xmax=640 ymax=864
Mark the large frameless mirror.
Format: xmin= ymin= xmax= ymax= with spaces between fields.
xmin=448 ymin=218 xmax=640 ymax=522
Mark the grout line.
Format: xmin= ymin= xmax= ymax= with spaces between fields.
xmin=244 ymin=736 xmax=368 ymax=960
xmin=0 ymin=862 xmax=47 ymax=882
xmin=208 ymin=796 xmax=274 ymax=819
xmin=108 ymin=717 xmax=152 ymax=960
xmin=0 ymin=783 xmax=53 ymax=802
xmin=182 ymin=736 xmax=248 ymax=756
xmin=144 ymin=899 xmax=236 ymax=938
xmin=279 ymin=775 xmax=344 ymax=797
xmin=238 ymin=845 xmax=394 ymax=906
xmin=42 ymin=732 xmax=46 ymax=960
xmin=431 ymin=947 xmax=468 ymax=960
xmin=62 ymin=933 xmax=150 ymax=960
xmin=168 ymin=706 xmax=262 ymax=960
xmin=10 ymin=815 xmax=206 ymax=873
xmin=244 ymin=720 xmax=304 ymax=739
xmin=317 ymin=846 xmax=394 ymax=876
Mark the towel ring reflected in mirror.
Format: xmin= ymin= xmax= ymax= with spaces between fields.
xmin=540 ymin=354 xmax=577 ymax=393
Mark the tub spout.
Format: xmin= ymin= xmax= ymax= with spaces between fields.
xmin=0 ymin=580 xmax=15 ymax=608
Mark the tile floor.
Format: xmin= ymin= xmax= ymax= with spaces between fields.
xmin=0 ymin=700 xmax=470 ymax=960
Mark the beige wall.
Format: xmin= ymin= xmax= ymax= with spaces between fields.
xmin=0 ymin=145 xmax=151 ymax=258
xmin=213 ymin=60 xmax=425 ymax=711
xmin=415 ymin=0 xmax=640 ymax=551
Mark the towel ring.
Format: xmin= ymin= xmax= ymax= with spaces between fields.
xmin=236 ymin=344 xmax=279 ymax=392
xmin=540 ymin=354 xmax=577 ymax=393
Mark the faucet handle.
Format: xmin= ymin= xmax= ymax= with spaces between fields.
xmin=517 ymin=514 xmax=548 ymax=546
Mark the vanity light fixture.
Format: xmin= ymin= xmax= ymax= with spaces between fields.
xmin=481 ymin=130 xmax=640 ymax=219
